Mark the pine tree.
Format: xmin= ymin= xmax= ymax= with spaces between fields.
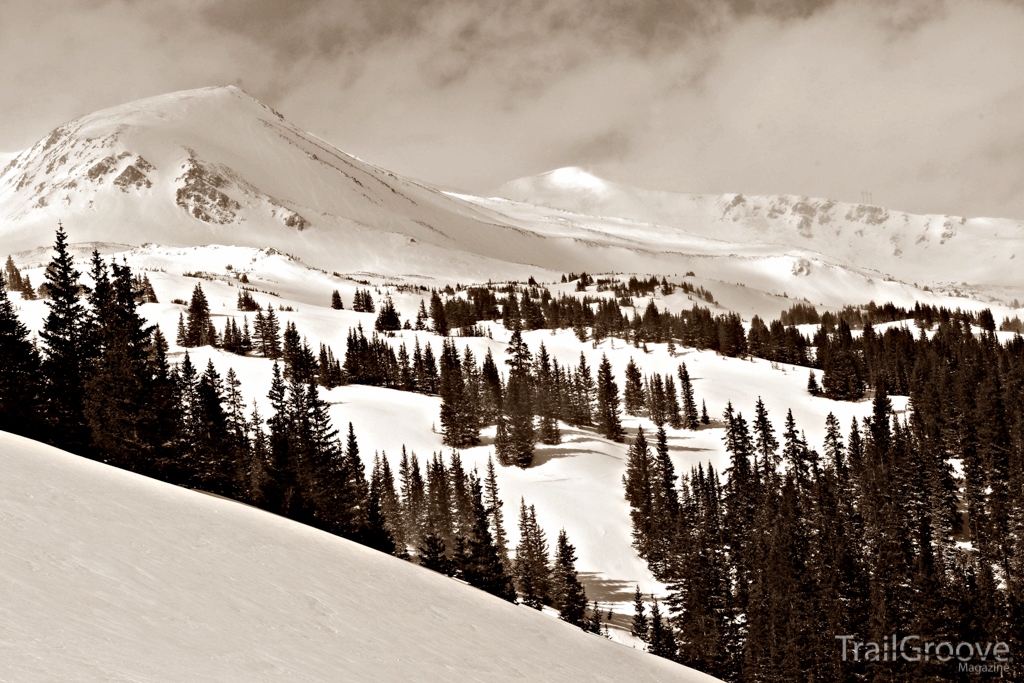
xmin=337 ymin=422 xmax=371 ymax=541
xmin=596 ymin=354 xmax=624 ymax=442
xmin=664 ymin=374 xmax=683 ymax=429
xmin=374 ymin=295 xmax=401 ymax=332
xmin=807 ymin=369 xmax=820 ymax=396
xmin=572 ymin=353 xmax=595 ymax=426
xmin=623 ymin=358 xmax=645 ymax=415
xmin=0 ymin=273 xmax=43 ymax=439
xmin=701 ymin=400 xmax=710 ymax=425
xmin=514 ymin=500 xmax=551 ymax=608
xmin=183 ymin=283 xmax=217 ymax=347
xmin=39 ymin=224 xmax=92 ymax=455
xmin=498 ymin=326 xmax=535 ymax=467
xmin=484 ymin=456 xmax=513 ymax=573
xmin=648 ymin=596 xmax=678 ymax=660
xmin=3 ymin=256 xmax=23 ymax=292
xmin=623 ymin=427 xmax=656 ymax=558
xmin=84 ymin=259 xmax=160 ymax=469
xmin=430 ymin=290 xmax=448 ymax=336
xmin=534 ymin=342 xmax=560 ymax=445
xmin=439 ymin=339 xmax=478 ymax=447
xmin=460 ymin=476 xmax=517 ymax=602
xmin=414 ymin=299 xmax=428 ymax=330
xmin=551 ymin=529 xmax=589 ymax=627
xmin=631 ymin=585 xmax=648 ymax=641
xmin=331 ymin=289 xmax=343 ymax=309
xmin=678 ymin=361 xmax=699 ymax=430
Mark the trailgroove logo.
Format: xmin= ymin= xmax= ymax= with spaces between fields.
xmin=837 ymin=635 xmax=1013 ymax=673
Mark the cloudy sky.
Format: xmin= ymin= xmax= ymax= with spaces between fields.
xmin=2 ymin=0 xmax=1024 ymax=219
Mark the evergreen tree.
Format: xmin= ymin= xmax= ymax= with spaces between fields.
xmin=439 ymin=339 xmax=478 ymax=447
xmin=497 ymin=326 xmax=535 ymax=467
xmin=514 ymin=500 xmax=551 ymax=608
xmin=3 ymin=256 xmax=23 ymax=292
xmin=39 ymin=224 xmax=92 ymax=455
xmin=331 ymin=289 xmax=343 ymax=310
xmin=664 ymin=375 xmax=683 ymax=430
xmin=807 ymin=369 xmax=820 ymax=396
xmin=631 ymin=585 xmax=649 ymax=641
xmin=623 ymin=358 xmax=645 ymax=415
xmin=595 ymin=354 xmax=624 ymax=442
xmin=430 ymin=290 xmax=448 ymax=336
xmin=551 ymin=529 xmax=589 ymax=627
xmin=648 ymin=596 xmax=678 ymax=660
xmin=678 ymin=361 xmax=699 ymax=430
xmin=459 ymin=476 xmax=517 ymax=602
xmin=374 ymin=295 xmax=401 ymax=332
xmin=484 ymin=456 xmax=513 ymax=573
xmin=534 ymin=342 xmax=560 ymax=445
xmin=0 ymin=273 xmax=43 ymax=439
xmin=183 ymin=283 xmax=217 ymax=347
xmin=84 ymin=259 xmax=160 ymax=469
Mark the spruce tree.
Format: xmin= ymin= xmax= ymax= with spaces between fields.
xmin=595 ymin=354 xmax=624 ymax=442
xmin=484 ymin=456 xmax=513 ymax=573
xmin=84 ymin=259 xmax=159 ymax=469
xmin=331 ymin=289 xmax=343 ymax=309
xmin=39 ymin=224 xmax=92 ymax=455
xmin=374 ymin=295 xmax=401 ymax=332
xmin=623 ymin=358 xmax=645 ymax=415
xmin=551 ymin=529 xmax=589 ymax=627
xmin=0 ymin=273 xmax=43 ymax=439
xmin=534 ymin=342 xmax=560 ymax=445
xmin=184 ymin=283 xmax=217 ymax=347
xmin=499 ymin=326 xmax=536 ymax=467
xmin=429 ymin=291 xmax=448 ymax=336
xmin=648 ymin=596 xmax=678 ymax=660
xmin=514 ymin=500 xmax=551 ymax=608
xmin=460 ymin=476 xmax=517 ymax=602
xmin=678 ymin=361 xmax=699 ymax=430
xmin=631 ymin=585 xmax=649 ymax=641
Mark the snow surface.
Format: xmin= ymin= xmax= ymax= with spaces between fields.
xmin=0 ymin=430 xmax=720 ymax=682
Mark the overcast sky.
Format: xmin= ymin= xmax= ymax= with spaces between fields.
xmin=2 ymin=0 xmax=1024 ymax=219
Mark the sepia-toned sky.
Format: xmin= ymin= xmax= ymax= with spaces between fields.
xmin=3 ymin=0 xmax=1024 ymax=219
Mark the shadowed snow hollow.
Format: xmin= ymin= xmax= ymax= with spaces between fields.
xmin=0 ymin=430 xmax=719 ymax=683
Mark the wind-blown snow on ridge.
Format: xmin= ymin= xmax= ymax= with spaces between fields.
xmin=497 ymin=167 xmax=1024 ymax=291
xmin=0 ymin=430 xmax=718 ymax=682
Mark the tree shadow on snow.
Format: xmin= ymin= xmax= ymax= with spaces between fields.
xmin=577 ymin=573 xmax=635 ymax=605
xmin=530 ymin=445 xmax=603 ymax=467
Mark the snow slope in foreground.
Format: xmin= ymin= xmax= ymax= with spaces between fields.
xmin=0 ymin=431 xmax=720 ymax=682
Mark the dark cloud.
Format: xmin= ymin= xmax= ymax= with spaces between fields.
xmin=3 ymin=0 xmax=1024 ymax=221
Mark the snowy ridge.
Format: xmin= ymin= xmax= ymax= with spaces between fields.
xmin=2 ymin=87 xmax=1021 ymax=311
xmin=0 ymin=430 xmax=719 ymax=682
xmin=497 ymin=167 xmax=1024 ymax=292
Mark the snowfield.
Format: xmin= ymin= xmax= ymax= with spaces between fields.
xmin=0 ymin=430 xmax=720 ymax=682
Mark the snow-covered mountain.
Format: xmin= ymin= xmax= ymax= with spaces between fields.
xmin=3 ymin=87 xmax=1020 ymax=315
xmin=497 ymin=166 xmax=1024 ymax=292
xmin=0 ymin=430 xmax=718 ymax=682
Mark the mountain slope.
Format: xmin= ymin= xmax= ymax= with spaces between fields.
xmin=497 ymin=167 xmax=1024 ymax=290
xmin=0 ymin=86 xmax=554 ymax=281
xmin=0 ymin=430 xmax=718 ymax=682
xmin=2 ymin=88 xmax=1020 ymax=311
